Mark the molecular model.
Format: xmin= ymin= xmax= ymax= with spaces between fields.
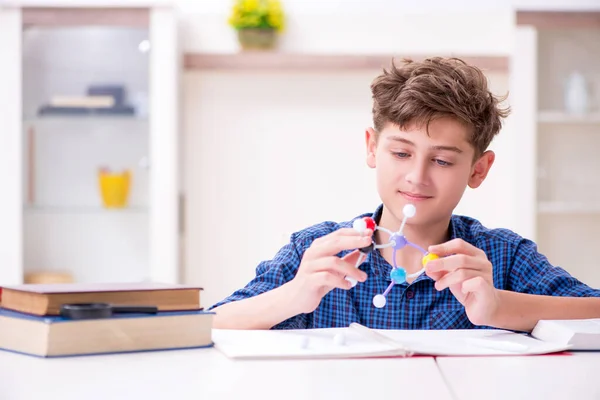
xmin=348 ymin=204 xmax=439 ymax=309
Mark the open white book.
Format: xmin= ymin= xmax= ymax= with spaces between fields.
xmin=213 ymin=323 xmax=571 ymax=360
xmin=531 ymin=318 xmax=600 ymax=350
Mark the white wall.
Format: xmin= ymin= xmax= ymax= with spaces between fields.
xmin=177 ymin=2 xmax=514 ymax=55
xmin=4 ymin=0 xmax=598 ymax=292
xmin=4 ymin=0 xmax=599 ymax=11
xmin=180 ymin=0 xmax=600 ymax=306
xmin=174 ymin=0 xmax=600 ymax=57
xmin=180 ymin=0 xmax=516 ymax=306
xmin=174 ymin=0 xmax=600 ymax=13
xmin=452 ymin=73 xmax=513 ymax=229
xmin=183 ymin=69 xmax=511 ymax=308
xmin=184 ymin=71 xmax=379 ymax=307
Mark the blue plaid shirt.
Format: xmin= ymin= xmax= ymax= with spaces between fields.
xmin=209 ymin=205 xmax=600 ymax=330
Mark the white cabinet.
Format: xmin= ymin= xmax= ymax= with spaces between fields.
xmin=513 ymin=11 xmax=600 ymax=288
xmin=0 ymin=3 xmax=180 ymax=285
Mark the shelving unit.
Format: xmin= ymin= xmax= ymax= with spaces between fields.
xmin=0 ymin=3 xmax=180 ymax=285
xmin=513 ymin=11 xmax=600 ymax=289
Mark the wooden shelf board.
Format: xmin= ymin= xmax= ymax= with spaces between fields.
xmin=517 ymin=11 xmax=600 ymax=29
xmin=538 ymin=111 xmax=600 ymax=124
xmin=4 ymin=0 xmax=167 ymax=7
xmin=22 ymin=7 xmax=149 ymax=27
xmin=184 ymin=53 xmax=509 ymax=72
xmin=24 ymin=206 xmax=148 ymax=215
xmin=538 ymin=202 xmax=600 ymax=214
xmin=23 ymin=116 xmax=149 ymax=123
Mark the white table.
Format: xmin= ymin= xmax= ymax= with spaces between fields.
xmin=437 ymin=352 xmax=600 ymax=400
xmin=0 ymin=347 xmax=453 ymax=400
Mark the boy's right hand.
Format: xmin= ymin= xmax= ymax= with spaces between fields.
xmin=287 ymin=228 xmax=371 ymax=314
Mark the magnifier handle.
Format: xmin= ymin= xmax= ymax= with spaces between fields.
xmin=112 ymin=305 xmax=158 ymax=314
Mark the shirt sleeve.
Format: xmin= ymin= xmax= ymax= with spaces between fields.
xmin=207 ymin=233 xmax=311 ymax=329
xmin=508 ymin=238 xmax=600 ymax=297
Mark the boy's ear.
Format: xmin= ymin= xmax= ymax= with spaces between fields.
xmin=366 ymin=127 xmax=377 ymax=169
xmin=468 ymin=150 xmax=495 ymax=189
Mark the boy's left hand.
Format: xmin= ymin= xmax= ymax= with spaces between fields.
xmin=425 ymin=239 xmax=500 ymax=326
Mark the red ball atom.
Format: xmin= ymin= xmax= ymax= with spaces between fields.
xmin=363 ymin=217 xmax=376 ymax=231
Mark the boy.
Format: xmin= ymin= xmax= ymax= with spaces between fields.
xmin=209 ymin=57 xmax=600 ymax=332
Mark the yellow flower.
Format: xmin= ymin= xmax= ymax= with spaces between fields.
xmin=267 ymin=13 xmax=283 ymax=30
xmin=241 ymin=0 xmax=259 ymax=13
xmin=228 ymin=0 xmax=285 ymax=31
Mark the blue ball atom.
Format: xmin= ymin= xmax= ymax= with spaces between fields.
xmin=391 ymin=233 xmax=408 ymax=250
xmin=390 ymin=268 xmax=407 ymax=284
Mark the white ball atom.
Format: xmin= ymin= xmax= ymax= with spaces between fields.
xmin=373 ymin=294 xmax=387 ymax=308
xmin=333 ymin=333 xmax=346 ymax=346
xmin=403 ymin=204 xmax=416 ymax=218
xmin=352 ymin=218 xmax=367 ymax=233
xmin=345 ymin=276 xmax=358 ymax=288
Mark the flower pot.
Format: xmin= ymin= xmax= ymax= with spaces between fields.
xmin=237 ymin=28 xmax=277 ymax=50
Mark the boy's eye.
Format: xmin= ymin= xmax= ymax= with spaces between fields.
xmin=392 ymin=152 xmax=410 ymax=158
xmin=434 ymin=159 xmax=453 ymax=167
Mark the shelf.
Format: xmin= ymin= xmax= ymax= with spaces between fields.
xmin=24 ymin=205 xmax=148 ymax=214
xmin=538 ymin=111 xmax=600 ymax=124
xmin=538 ymin=202 xmax=600 ymax=214
xmin=184 ymin=53 xmax=509 ymax=72
xmin=24 ymin=116 xmax=148 ymax=123
xmin=21 ymin=6 xmax=151 ymax=28
xmin=516 ymin=11 xmax=600 ymax=29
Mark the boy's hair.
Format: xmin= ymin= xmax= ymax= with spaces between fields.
xmin=370 ymin=57 xmax=510 ymax=157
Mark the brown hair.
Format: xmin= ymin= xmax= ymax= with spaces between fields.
xmin=370 ymin=57 xmax=510 ymax=157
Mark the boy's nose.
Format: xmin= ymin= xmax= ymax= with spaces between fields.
xmin=404 ymin=162 xmax=429 ymax=186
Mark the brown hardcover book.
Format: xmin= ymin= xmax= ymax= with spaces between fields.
xmin=0 ymin=308 xmax=214 ymax=357
xmin=0 ymin=282 xmax=203 ymax=316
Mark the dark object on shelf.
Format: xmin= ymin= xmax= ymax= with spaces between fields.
xmin=38 ymin=105 xmax=135 ymax=116
xmin=88 ymin=85 xmax=126 ymax=106
xmin=37 ymin=84 xmax=135 ymax=117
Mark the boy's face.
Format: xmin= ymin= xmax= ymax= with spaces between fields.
xmin=366 ymin=117 xmax=494 ymax=227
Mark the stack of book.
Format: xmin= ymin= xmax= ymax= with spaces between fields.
xmin=38 ymin=85 xmax=136 ymax=116
xmin=0 ymin=282 xmax=213 ymax=357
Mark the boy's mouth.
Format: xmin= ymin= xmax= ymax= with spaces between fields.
xmin=399 ymin=191 xmax=432 ymax=202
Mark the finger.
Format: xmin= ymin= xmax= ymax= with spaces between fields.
xmin=426 ymin=254 xmax=481 ymax=274
xmin=460 ymin=276 xmax=487 ymax=295
xmin=355 ymin=228 xmax=373 ymax=237
xmin=434 ymin=269 xmax=481 ymax=291
xmin=427 ymin=238 xmax=483 ymax=258
xmin=425 ymin=268 xmax=447 ymax=282
xmin=307 ymin=234 xmax=372 ymax=259
xmin=309 ymin=229 xmax=368 ymax=251
xmin=332 ymin=228 xmax=374 ymax=237
xmin=312 ymin=271 xmax=353 ymax=291
xmin=342 ymin=250 xmax=368 ymax=287
xmin=310 ymin=256 xmax=368 ymax=282
xmin=342 ymin=249 xmax=366 ymax=268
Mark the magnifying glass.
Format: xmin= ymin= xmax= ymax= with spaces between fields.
xmin=60 ymin=303 xmax=159 ymax=320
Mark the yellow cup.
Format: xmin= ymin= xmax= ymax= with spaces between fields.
xmin=98 ymin=169 xmax=131 ymax=208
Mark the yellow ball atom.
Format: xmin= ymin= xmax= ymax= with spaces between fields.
xmin=422 ymin=253 xmax=439 ymax=266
